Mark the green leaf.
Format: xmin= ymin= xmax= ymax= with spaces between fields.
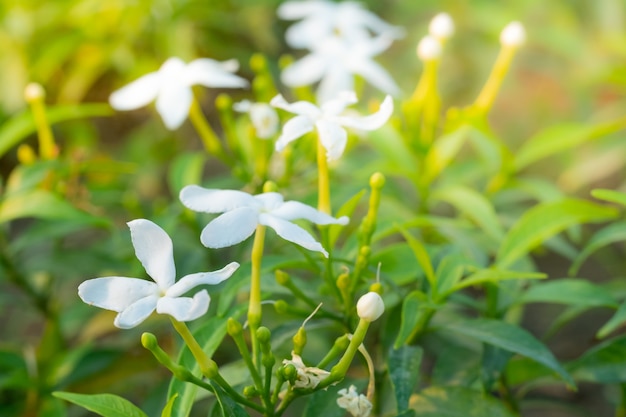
xmin=568 ymin=335 xmax=626 ymax=383
xmin=591 ymin=188 xmax=626 ymax=207
xmin=329 ymin=189 xmax=366 ymax=247
xmin=303 ymin=385 xmax=353 ymax=417
xmin=423 ymin=125 xmax=470 ymax=182
xmin=394 ymin=291 xmax=429 ymax=348
xmin=519 ymin=279 xmax=617 ymax=308
xmin=444 ymin=318 xmax=575 ymax=388
xmin=496 ymin=198 xmax=618 ymax=269
xmin=448 ymin=268 xmax=545 ymax=295
xmin=161 ymin=394 xmax=178 ymax=417
xmin=210 ymin=382 xmax=250 ymax=417
xmin=167 ymin=152 xmax=206 ymax=196
xmin=0 ymin=103 xmax=113 ymax=158
xmin=368 ymin=125 xmax=419 ymax=176
xmin=397 ymin=228 xmax=435 ymax=288
xmin=411 ymin=386 xmax=516 ymax=417
xmin=570 ymin=221 xmax=626 ymax=275
xmin=598 ymin=301 xmax=626 ymax=339
xmin=432 ymin=185 xmax=505 ymax=241
xmin=53 ymin=392 xmax=148 ymax=417
xmin=388 ymin=345 xmax=423 ymax=412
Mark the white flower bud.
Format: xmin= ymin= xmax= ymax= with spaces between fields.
xmin=357 ymin=292 xmax=384 ymax=322
xmin=429 ymin=12 xmax=455 ymax=41
xmin=416 ymin=35 xmax=442 ymax=61
xmin=499 ymin=21 xmax=526 ymax=48
xmin=24 ymin=82 xmax=45 ymax=102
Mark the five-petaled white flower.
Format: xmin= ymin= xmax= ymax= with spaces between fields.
xmin=179 ymin=186 xmax=348 ymax=257
xmin=233 ymin=100 xmax=279 ymax=139
xmin=109 ymin=57 xmax=248 ymax=130
xmin=283 ymin=351 xmax=330 ymax=389
xmin=78 ymin=219 xmax=239 ymax=329
xmin=337 ymin=385 xmax=372 ymax=417
xmin=271 ymin=92 xmax=393 ymax=161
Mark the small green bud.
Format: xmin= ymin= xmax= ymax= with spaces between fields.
xmin=275 ymin=270 xmax=291 ymax=286
xmin=336 ymin=273 xmax=350 ymax=291
xmin=227 ymin=317 xmax=243 ymax=337
xmin=204 ymin=359 xmax=220 ymax=379
xmin=250 ymin=53 xmax=268 ymax=73
xmin=257 ymin=326 xmax=271 ymax=344
xmin=359 ymin=246 xmax=371 ymax=257
xmin=369 ymin=172 xmax=385 ymax=189
xmin=293 ymin=327 xmax=307 ymax=355
xmin=243 ymin=385 xmax=259 ymax=397
xmin=215 ymin=93 xmax=232 ymax=110
xmin=141 ymin=332 xmax=158 ymax=350
xmin=17 ymin=144 xmax=37 ymax=164
xmin=369 ymin=282 xmax=383 ymax=295
xmin=263 ymin=180 xmax=278 ymax=193
xmin=275 ymin=299 xmax=289 ymax=314
xmin=262 ymin=353 xmax=276 ymax=369
xmin=282 ymin=363 xmax=297 ymax=383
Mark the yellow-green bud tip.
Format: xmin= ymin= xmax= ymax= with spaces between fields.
xmin=227 ymin=317 xmax=243 ymax=336
xmin=275 ymin=270 xmax=291 ymax=286
xmin=24 ymin=82 xmax=45 ymax=102
xmin=257 ymin=326 xmax=271 ymax=343
xmin=250 ymin=53 xmax=267 ymax=72
xmin=369 ymin=282 xmax=383 ymax=295
xmin=263 ymin=180 xmax=278 ymax=193
xmin=275 ymin=300 xmax=288 ymax=314
xmin=369 ymin=172 xmax=385 ymax=189
xmin=141 ymin=332 xmax=158 ymax=350
xmin=336 ymin=273 xmax=350 ymax=290
xmin=17 ymin=144 xmax=37 ymax=165
xmin=243 ymin=385 xmax=259 ymax=397
xmin=215 ymin=93 xmax=232 ymax=110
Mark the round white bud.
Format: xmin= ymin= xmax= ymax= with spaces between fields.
xmin=416 ymin=35 xmax=442 ymax=61
xmin=499 ymin=21 xmax=526 ymax=48
xmin=24 ymin=82 xmax=45 ymax=102
xmin=357 ymin=292 xmax=384 ymax=322
xmin=429 ymin=12 xmax=455 ymax=40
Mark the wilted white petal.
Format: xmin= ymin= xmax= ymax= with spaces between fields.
xmin=275 ymin=115 xmax=315 ymax=151
xmin=336 ymin=95 xmax=393 ymax=131
xmin=281 ymin=54 xmax=328 ymax=87
xmin=180 ymin=186 xmax=257 ymax=213
xmin=166 ymin=262 xmax=240 ymax=297
xmin=128 ymin=219 xmax=176 ymax=290
xmin=200 ymin=207 xmax=259 ymax=248
xmin=157 ymin=290 xmax=210 ymax=322
xmin=109 ymin=73 xmax=161 ymax=110
xmin=315 ymin=119 xmax=347 ymax=161
xmin=114 ymin=295 xmax=160 ymax=329
xmin=271 ymin=201 xmax=349 ymax=225
xmin=260 ymin=214 xmax=328 ymax=257
xmin=337 ymin=385 xmax=372 ymax=417
xmin=155 ymin=83 xmax=193 ymax=130
xmin=78 ymin=277 xmax=158 ymax=312
xmin=186 ymin=58 xmax=248 ymax=88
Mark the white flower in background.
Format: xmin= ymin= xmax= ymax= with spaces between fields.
xmin=500 ymin=21 xmax=526 ymax=48
xmin=233 ymin=100 xmax=279 ymax=139
xmin=428 ymin=12 xmax=455 ymax=41
xmin=179 ymin=186 xmax=348 ymax=257
xmin=282 ymin=351 xmax=330 ymax=389
xmin=281 ymin=34 xmax=400 ymax=104
xmin=271 ymin=92 xmax=393 ymax=161
xmin=356 ymin=291 xmax=385 ymax=322
xmin=416 ymin=35 xmax=442 ymax=62
xmin=109 ymin=57 xmax=248 ymax=130
xmin=78 ymin=219 xmax=239 ymax=329
xmin=337 ymin=385 xmax=372 ymax=417
xmin=278 ymin=0 xmax=404 ymax=49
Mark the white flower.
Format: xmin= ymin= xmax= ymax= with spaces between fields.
xmin=78 ymin=219 xmax=239 ymax=329
xmin=356 ymin=292 xmax=384 ymax=322
xmin=271 ymin=92 xmax=393 ymax=161
xmin=109 ymin=57 xmax=248 ymax=130
xmin=500 ymin=21 xmax=526 ymax=48
xmin=283 ymin=351 xmax=330 ymax=389
xmin=233 ymin=100 xmax=279 ymax=139
xmin=278 ymin=0 xmax=404 ymax=49
xmin=179 ymin=186 xmax=349 ymax=257
xmin=337 ymin=385 xmax=372 ymax=417
xmin=281 ymin=34 xmax=400 ymax=104
xmin=416 ymin=35 xmax=442 ymax=61
xmin=428 ymin=12 xmax=455 ymax=41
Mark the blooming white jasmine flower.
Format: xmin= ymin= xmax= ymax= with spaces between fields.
xmin=78 ymin=219 xmax=239 ymax=329
xmin=278 ymin=0 xmax=404 ymax=49
xmin=282 ymin=351 xmax=330 ymax=389
xmin=356 ymin=292 xmax=384 ymax=322
xmin=179 ymin=186 xmax=349 ymax=257
xmin=271 ymin=92 xmax=393 ymax=161
xmin=109 ymin=57 xmax=248 ymax=130
xmin=417 ymin=35 xmax=442 ymax=61
xmin=281 ymin=34 xmax=400 ymax=104
xmin=500 ymin=21 xmax=526 ymax=48
xmin=337 ymin=385 xmax=372 ymax=417
xmin=233 ymin=100 xmax=279 ymax=139
xmin=428 ymin=12 xmax=455 ymax=41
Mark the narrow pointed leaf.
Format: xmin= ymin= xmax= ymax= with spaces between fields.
xmin=53 ymin=392 xmax=148 ymax=417
xmin=598 ymin=302 xmax=626 ymax=339
xmin=519 ymin=279 xmax=617 ymax=309
xmin=329 ymin=189 xmax=366 ymax=247
xmin=591 ymin=189 xmax=626 ymax=207
xmin=423 ymin=125 xmax=470 ymax=182
xmin=398 ymin=228 xmax=435 ymax=287
xmin=389 ymin=345 xmax=423 ymax=412
xmin=568 ymin=335 xmax=626 ymax=383
xmin=394 ymin=291 xmax=429 ymax=348
xmin=570 ymin=221 xmax=626 ymax=275
xmin=449 ymin=268 xmax=545 ymax=295
xmin=411 ymin=386 xmax=517 ymax=417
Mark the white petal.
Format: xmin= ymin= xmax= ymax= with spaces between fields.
xmin=277 ymin=1 xmax=326 ymax=20
xmin=315 ymin=119 xmax=347 ymax=161
xmin=200 ymin=207 xmax=259 ymax=248
xmin=127 ymin=220 xmax=176 ymax=289
xmin=114 ymin=295 xmax=159 ymax=329
xmin=270 ymin=95 xmax=321 ymax=117
xmin=316 ymin=68 xmax=354 ymax=106
xmin=233 ymin=99 xmax=252 ymax=112
xmin=336 ymin=95 xmax=393 ymax=131
xmin=271 ymin=201 xmax=349 ymax=225
xmin=259 ymin=214 xmax=328 ymax=257
xmin=186 ymin=58 xmax=248 ymax=89
xmin=180 ymin=186 xmax=257 ymax=213
xmin=157 ymin=291 xmax=210 ymax=322
xmin=352 ymin=59 xmax=400 ymax=96
xmin=109 ymin=72 xmax=160 ymax=110
xmin=249 ymin=103 xmax=279 ymax=139
xmin=78 ymin=277 xmax=159 ymax=312
xmin=166 ymin=262 xmax=240 ymax=297
xmin=320 ymin=91 xmax=358 ymax=116
xmin=275 ymin=115 xmax=315 ymax=152
xmin=254 ymin=192 xmax=284 ymax=211
xmin=155 ymin=84 xmax=193 ymax=130
xmin=280 ymin=54 xmax=328 ymax=88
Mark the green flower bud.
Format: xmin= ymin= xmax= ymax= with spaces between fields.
xmin=369 ymin=172 xmax=385 ymax=189
xmin=243 ymin=385 xmax=259 ymax=397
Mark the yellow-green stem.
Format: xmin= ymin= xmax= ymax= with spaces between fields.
xmin=473 ymin=45 xmax=517 ymax=115
xmin=27 ymin=89 xmax=56 ymax=160
xmin=316 ymin=138 xmax=331 ymax=214
xmin=249 ymin=225 xmax=266 ymax=368
xmin=188 ymin=97 xmax=227 ymax=161
xmin=170 ymin=318 xmax=217 ymax=379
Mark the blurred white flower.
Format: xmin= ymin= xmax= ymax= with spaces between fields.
xmin=428 ymin=12 xmax=455 ymax=41
xmin=337 ymin=385 xmax=372 ymax=417
xmin=281 ymin=34 xmax=400 ymax=104
xmin=271 ymin=92 xmax=393 ymax=161
xmin=78 ymin=219 xmax=239 ymax=329
xmin=283 ymin=351 xmax=330 ymax=389
xmin=179 ymin=186 xmax=348 ymax=257
xmin=109 ymin=57 xmax=248 ymax=130
xmin=356 ymin=291 xmax=385 ymax=322
xmin=278 ymin=0 xmax=404 ymax=49
xmin=233 ymin=100 xmax=279 ymax=139
xmin=416 ymin=35 xmax=442 ymax=61
xmin=500 ymin=21 xmax=526 ymax=48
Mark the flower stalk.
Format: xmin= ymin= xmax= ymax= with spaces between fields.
xmin=188 ymin=97 xmax=229 ymax=162
xmin=24 ymin=83 xmax=57 ymax=160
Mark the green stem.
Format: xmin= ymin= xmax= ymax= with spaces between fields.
xmin=188 ymin=97 xmax=230 ymax=163
xmin=316 ymin=138 xmax=331 ymax=214
xmin=321 ymin=319 xmax=371 ymax=388
xmin=249 ymin=225 xmax=266 ymax=369
xmin=170 ymin=318 xmax=217 ymax=378
xmin=25 ymin=84 xmax=57 ymax=160
xmin=473 ymin=45 xmax=517 ymax=116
